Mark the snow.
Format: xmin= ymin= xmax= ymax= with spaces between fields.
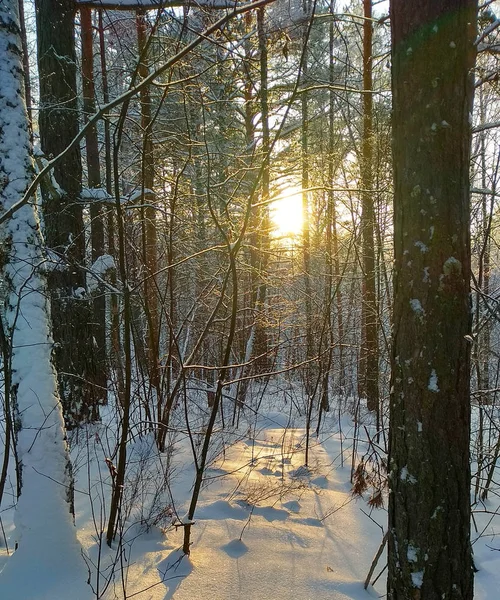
xmin=67 ymin=411 xmax=386 ymax=600
xmin=128 ymin=187 xmax=155 ymax=202
xmin=400 ymin=467 xmax=417 ymax=484
xmin=87 ymin=254 xmax=116 ymax=293
xmin=410 ymin=298 xmax=424 ymax=315
xmin=411 ymin=570 xmax=424 ymax=588
xmin=0 ymin=1 xmax=91 ymax=597
xmin=0 ymin=373 xmax=499 ymax=600
xmin=80 ymin=187 xmax=114 ymax=202
xmin=414 ymin=241 xmax=428 ymax=253
xmin=74 ymin=286 xmax=87 ymax=299
xmin=428 ymin=369 xmax=440 ymax=393
xmin=407 ymin=545 xmax=418 ymax=562
xmin=443 ymin=256 xmax=462 ymax=276
xmin=1 ymin=2 xmax=500 ymax=597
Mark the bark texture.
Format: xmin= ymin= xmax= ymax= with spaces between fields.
xmin=36 ymin=0 xmax=97 ymax=424
xmin=388 ymin=1 xmax=477 ymax=598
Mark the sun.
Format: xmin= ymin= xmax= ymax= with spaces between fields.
xmin=271 ymin=187 xmax=304 ymax=238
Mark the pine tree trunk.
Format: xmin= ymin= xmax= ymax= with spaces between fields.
xmin=81 ymin=6 xmax=107 ymax=405
xmin=359 ymin=0 xmax=379 ymax=414
xmin=301 ymin=0 xmax=314 ymax=397
xmin=35 ymin=0 xmax=98 ymax=425
xmin=388 ymin=1 xmax=477 ymax=597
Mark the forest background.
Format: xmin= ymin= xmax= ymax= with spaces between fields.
xmin=0 ymin=0 xmax=500 ymax=598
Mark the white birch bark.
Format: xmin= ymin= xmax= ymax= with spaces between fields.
xmin=0 ymin=1 xmax=90 ymax=596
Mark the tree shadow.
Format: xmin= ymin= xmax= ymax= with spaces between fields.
xmin=157 ymin=548 xmax=193 ymax=600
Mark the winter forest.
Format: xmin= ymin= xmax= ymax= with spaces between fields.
xmin=0 ymin=0 xmax=500 ymax=598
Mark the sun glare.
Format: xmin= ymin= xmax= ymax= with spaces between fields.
xmin=271 ymin=187 xmax=304 ymax=238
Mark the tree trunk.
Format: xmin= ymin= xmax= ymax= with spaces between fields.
xmin=388 ymin=1 xmax=477 ymax=598
xmin=18 ymin=0 xmax=32 ymax=138
xmin=0 ymin=2 xmax=88 ymax=593
xmin=81 ymin=6 xmax=107 ymax=404
xmin=253 ymin=6 xmax=271 ymax=372
xmin=359 ymin=0 xmax=379 ymax=415
xmin=137 ymin=10 xmax=160 ymax=392
xmin=35 ymin=0 xmax=97 ymax=425
xmin=301 ymin=0 xmax=314 ymax=398
xmin=98 ymin=9 xmax=123 ymax=396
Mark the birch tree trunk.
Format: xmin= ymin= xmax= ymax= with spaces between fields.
xmin=0 ymin=2 xmax=90 ymax=595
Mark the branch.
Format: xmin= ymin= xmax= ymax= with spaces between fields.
xmin=0 ymin=0 xmax=276 ymax=226
xmin=475 ymin=18 xmax=500 ymax=46
xmin=473 ymin=120 xmax=500 ymax=133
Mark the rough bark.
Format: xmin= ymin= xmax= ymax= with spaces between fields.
xmin=388 ymin=1 xmax=477 ymax=598
xmin=35 ymin=0 xmax=98 ymax=424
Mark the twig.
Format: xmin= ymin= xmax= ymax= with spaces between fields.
xmin=364 ymin=531 xmax=388 ymax=589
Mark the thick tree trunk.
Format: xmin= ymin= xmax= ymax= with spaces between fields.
xmin=35 ymin=0 xmax=97 ymax=425
xmin=388 ymin=1 xmax=477 ymax=598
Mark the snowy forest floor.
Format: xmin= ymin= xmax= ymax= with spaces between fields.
xmin=1 ymin=388 xmax=500 ymax=599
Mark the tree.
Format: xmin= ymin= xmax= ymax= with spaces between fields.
xmin=388 ymin=1 xmax=477 ymax=598
xmin=81 ymin=6 xmax=108 ymax=404
xmin=35 ymin=0 xmax=98 ymax=424
xmin=358 ymin=0 xmax=379 ymax=415
xmin=0 ymin=1 xmax=89 ymax=595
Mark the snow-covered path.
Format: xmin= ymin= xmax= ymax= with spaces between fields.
xmin=113 ymin=423 xmax=385 ymax=600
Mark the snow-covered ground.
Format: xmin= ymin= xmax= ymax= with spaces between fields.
xmin=70 ymin=403 xmax=386 ymax=600
xmin=1 ymin=391 xmax=500 ymax=599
